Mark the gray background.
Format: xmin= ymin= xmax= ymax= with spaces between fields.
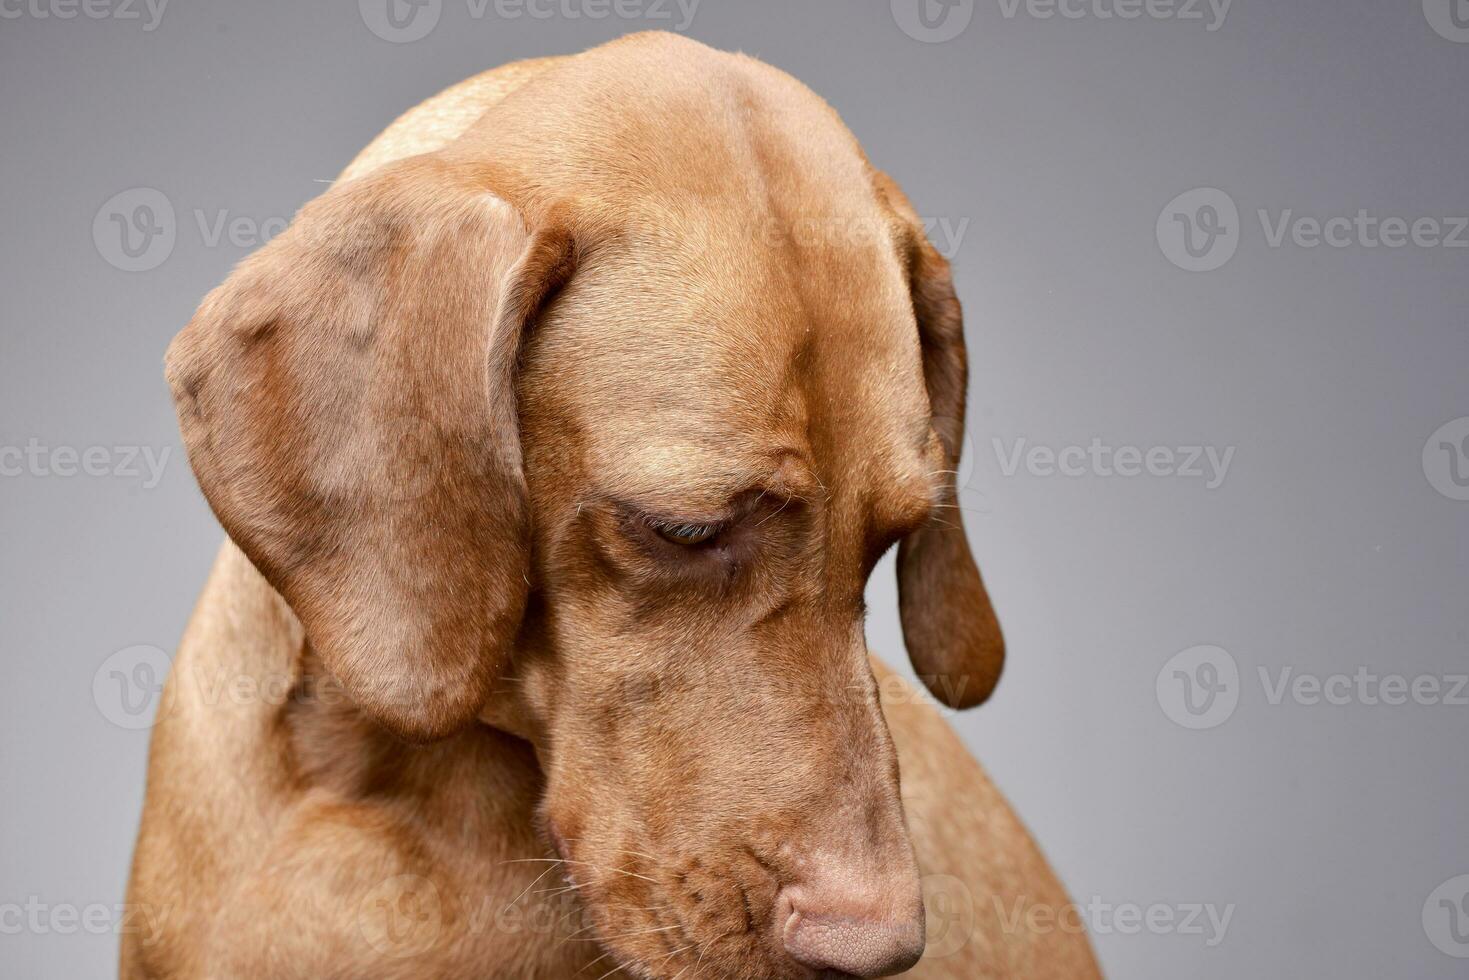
xmin=2 ymin=1 xmax=1466 ymax=977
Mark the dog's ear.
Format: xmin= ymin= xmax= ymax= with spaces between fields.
xmin=873 ymin=170 xmax=1005 ymax=710
xmin=166 ymin=155 xmax=574 ymax=741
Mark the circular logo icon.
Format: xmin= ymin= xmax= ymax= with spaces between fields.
xmin=359 ymin=0 xmax=442 ymax=43
xmin=920 ymin=873 xmax=974 ymax=959
xmin=380 ymin=415 xmax=447 ymax=504
xmin=1424 ymin=0 xmax=1469 ymax=43
xmin=1423 ymin=417 xmax=1469 ymax=501
xmin=358 ymin=874 xmax=443 ymax=958
xmin=93 ymin=188 xmax=175 ymax=272
xmin=93 ymin=645 xmax=173 ymax=730
xmin=1156 ymin=187 xmax=1240 ymax=272
xmin=892 ymin=0 xmax=975 ymax=43
xmin=1156 ymin=645 xmax=1239 ymax=730
xmin=1424 ymin=875 xmax=1469 ymax=957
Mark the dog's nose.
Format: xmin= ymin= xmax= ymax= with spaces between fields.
xmin=777 ymin=878 xmax=926 ymax=978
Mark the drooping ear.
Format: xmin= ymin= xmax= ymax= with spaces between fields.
xmin=873 ymin=170 xmax=1005 ymax=710
xmin=166 ymin=154 xmax=574 ymax=741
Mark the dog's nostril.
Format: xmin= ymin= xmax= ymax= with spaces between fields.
xmin=780 ymin=903 xmax=925 ymax=978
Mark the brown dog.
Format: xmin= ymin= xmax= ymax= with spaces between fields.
xmin=124 ymin=33 xmax=1102 ymax=980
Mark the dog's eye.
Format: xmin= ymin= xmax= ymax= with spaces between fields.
xmin=649 ymin=520 xmax=721 ymax=546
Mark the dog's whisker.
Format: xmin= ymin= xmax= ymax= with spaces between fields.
xmin=563 ymin=922 xmax=604 ymax=942
xmin=578 ymin=924 xmax=680 ymax=943
xmin=656 ymin=943 xmax=696 ymax=979
xmin=502 ymin=860 xmax=563 ymax=913
xmin=754 ymin=496 xmax=793 ymax=527
xmin=504 ymin=854 xmax=659 ymax=885
xmin=612 ymin=846 xmax=663 ymax=865
xmin=593 ymin=961 xmax=629 ymax=980
xmin=689 ymin=927 xmax=735 ymax=977
xmin=657 ymin=943 xmax=694 ymax=965
xmin=560 ymin=837 xmax=666 ymax=868
xmin=599 ymin=865 xmax=660 ymax=885
xmin=576 ymin=948 xmax=617 ymax=975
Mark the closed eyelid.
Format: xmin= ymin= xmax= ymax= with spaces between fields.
xmin=616 ymin=482 xmax=804 ymax=536
xmin=602 ymin=449 xmax=819 ymax=528
xmin=611 ymin=441 xmax=815 ymax=488
xmin=625 ymin=499 xmax=735 ymax=529
xmin=643 ymin=514 xmax=725 ymax=536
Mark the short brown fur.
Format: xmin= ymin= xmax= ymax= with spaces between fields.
xmin=125 ymin=34 xmax=1101 ymax=980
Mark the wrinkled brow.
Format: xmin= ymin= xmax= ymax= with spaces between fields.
xmin=598 ymin=444 xmax=823 ymax=520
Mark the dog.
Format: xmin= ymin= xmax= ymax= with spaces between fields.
xmin=123 ymin=32 xmax=1102 ymax=980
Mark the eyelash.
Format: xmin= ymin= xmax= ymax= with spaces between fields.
xmin=644 ymin=516 xmax=724 ymax=546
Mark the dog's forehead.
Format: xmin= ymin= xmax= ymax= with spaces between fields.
xmin=483 ymin=37 xmax=941 ymax=502
xmin=528 ymin=219 xmax=934 ymax=506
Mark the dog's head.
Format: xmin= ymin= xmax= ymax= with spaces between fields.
xmin=167 ymin=35 xmax=1002 ymax=980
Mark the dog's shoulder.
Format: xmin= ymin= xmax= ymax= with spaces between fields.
xmin=874 ymin=657 xmax=1104 ymax=979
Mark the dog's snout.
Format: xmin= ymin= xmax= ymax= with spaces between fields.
xmin=776 ymin=869 xmax=926 ymax=978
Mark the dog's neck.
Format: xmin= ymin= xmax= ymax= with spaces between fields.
xmin=278 ymin=650 xmax=604 ymax=973
xmin=163 ymin=542 xmax=603 ymax=975
xmin=218 ymin=540 xmax=548 ymax=849
xmin=284 ymin=648 xmax=538 ymax=800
